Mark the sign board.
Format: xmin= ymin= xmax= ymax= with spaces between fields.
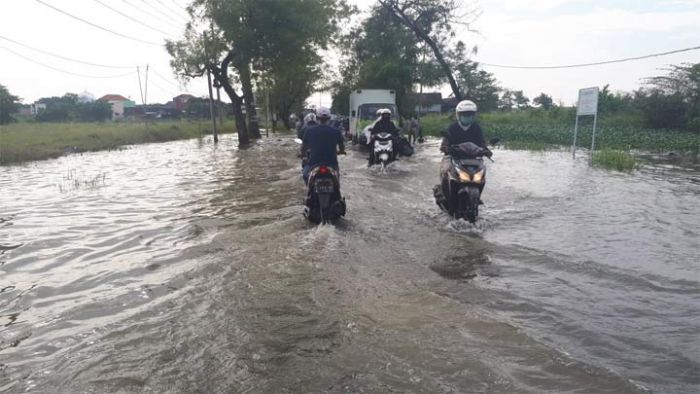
xmin=577 ymin=87 xmax=599 ymax=115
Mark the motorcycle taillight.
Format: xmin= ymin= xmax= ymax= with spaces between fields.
xmin=319 ymin=166 xmax=329 ymax=175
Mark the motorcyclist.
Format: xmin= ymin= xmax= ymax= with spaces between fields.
xmin=440 ymin=100 xmax=492 ymax=157
xmin=368 ymin=108 xmax=401 ymax=163
xmin=439 ymin=100 xmax=492 ymax=201
xmin=301 ymin=107 xmax=345 ymax=184
xmin=298 ymin=112 xmax=318 ymax=140
xmin=369 ymin=108 xmax=400 ymax=137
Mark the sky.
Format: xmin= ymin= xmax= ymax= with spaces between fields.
xmin=1 ymin=0 xmax=699 ymax=107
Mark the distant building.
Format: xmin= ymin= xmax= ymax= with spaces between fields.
xmin=406 ymin=92 xmax=443 ymax=114
xmin=31 ymin=103 xmax=46 ymax=115
xmin=98 ymin=94 xmax=135 ymax=120
xmin=173 ymin=94 xmax=196 ymax=111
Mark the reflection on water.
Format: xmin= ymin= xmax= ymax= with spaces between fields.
xmin=0 ymin=136 xmax=698 ymax=393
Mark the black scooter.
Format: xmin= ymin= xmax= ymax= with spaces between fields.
xmin=295 ymin=138 xmax=346 ymax=224
xmin=304 ymin=165 xmax=346 ymax=224
xmin=434 ymin=142 xmax=492 ymax=223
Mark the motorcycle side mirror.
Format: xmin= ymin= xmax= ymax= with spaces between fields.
xmin=294 ymin=138 xmax=303 ymax=144
xmin=489 ymin=138 xmax=501 ymax=145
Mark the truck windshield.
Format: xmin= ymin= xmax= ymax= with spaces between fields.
xmin=358 ymin=104 xmax=398 ymax=120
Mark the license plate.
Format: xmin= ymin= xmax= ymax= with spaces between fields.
xmin=315 ymin=181 xmax=334 ymax=193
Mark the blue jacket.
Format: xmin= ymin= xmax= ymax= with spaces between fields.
xmin=302 ymin=124 xmax=345 ymax=168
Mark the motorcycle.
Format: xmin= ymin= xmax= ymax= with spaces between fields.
xmin=433 ymin=142 xmax=492 ymax=223
xmin=369 ymin=131 xmax=395 ymax=166
xmin=304 ymin=165 xmax=346 ymax=224
xmin=295 ymin=138 xmax=346 ymax=224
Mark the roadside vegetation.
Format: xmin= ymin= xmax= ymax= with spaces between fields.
xmin=0 ymin=121 xmax=234 ymax=165
xmin=591 ymin=150 xmax=638 ymax=172
xmin=419 ymin=111 xmax=699 ymax=153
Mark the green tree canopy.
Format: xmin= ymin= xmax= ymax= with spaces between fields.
xmin=0 ymin=84 xmax=21 ymax=125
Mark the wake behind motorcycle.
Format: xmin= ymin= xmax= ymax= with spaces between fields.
xmin=434 ymin=142 xmax=492 ymax=223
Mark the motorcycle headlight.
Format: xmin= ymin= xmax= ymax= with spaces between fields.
xmin=457 ymin=169 xmax=471 ymax=182
xmin=472 ymin=169 xmax=484 ymax=183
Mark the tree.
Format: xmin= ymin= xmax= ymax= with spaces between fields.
xmin=35 ymin=93 xmax=111 ymax=122
xmin=167 ymin=24 xmax=250 ymax=145
xmin=634 ymin=89 xmax=687 ymax=130
xmin=533 ymin=93 xmax=554 ymax=109
xmin=448 ymin=47 xmax=500 ymax=112
xmin=0 ymin=84 xmax=21 ymax=125
xmin=378 ymin=0 xmax=480 ymax=101
xmin=331 ymin=4 xmax=420 ymax=116
xmin=643 ymin=63 xmax=699 ymax=131
xmin=264 ymin=58 xmax=320 ymax=129
xmin=76 ymin=101 xmax=112 ymax=122
xmin=512 ymin=90 xmax=529 ymax=109
xmin=169 ymin=0 xmax=347 ymax=144
xmin=36 ymin=94 xmax=79 ymax=122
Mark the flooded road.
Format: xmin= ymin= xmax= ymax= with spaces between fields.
xmin=1 ymin=136 xmax=698 ymax=393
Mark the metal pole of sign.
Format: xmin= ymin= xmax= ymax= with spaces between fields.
xmin=590 ymin=112 xmax=599 ymax=153
xmin=266 ymin=87 xmax=270 ymax=138
xmin=572 ymin=115 xmax=580 ymax=158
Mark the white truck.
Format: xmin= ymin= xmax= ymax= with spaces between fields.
xmin=349 ymin=89 xmax=399 ymax=146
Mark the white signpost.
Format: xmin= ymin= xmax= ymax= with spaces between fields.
xmin=572 ymin=86 xmax=599 ymax=158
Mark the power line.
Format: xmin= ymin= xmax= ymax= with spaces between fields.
xmin=0 ymin=46 xmax=136 ymax=79
xmin=0 ymin=35 xmax=136 ymax=69
xmin=91 ymin=0 xmax=176 ymax=37
xmin=478 ymin=45 xmax=700 ymax=69
xmin=139 ymin=0 xmax=188 ymax=25
xmin=153 ymin=0 xmax=189 ymax=22
xmin=121 ymin=0 xmax=183 ymax=30
xmin=151 ymin=68 xmax=183 ymax=89
xmin=34 ymin=0 xmax=163 ymax=46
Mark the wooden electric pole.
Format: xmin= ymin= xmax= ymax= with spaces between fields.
xmin=206 ymin=67 xmax=218 ymax=143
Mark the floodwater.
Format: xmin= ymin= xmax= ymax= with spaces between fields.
xmin=0 ymin=136 xmax=698 ymax=393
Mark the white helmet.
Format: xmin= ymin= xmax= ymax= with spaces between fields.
xmin=304 ymin=113 xmax=316 ymax=123
xmin=456 ymin=100 xmax=477 ymax=113
xmin=316 ymin=106 xmax=331 ymax=118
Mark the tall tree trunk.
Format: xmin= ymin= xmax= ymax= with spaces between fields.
xmin=212 ymin=51 xmax=249 ymax=146
xmin=238 ymin=62 xmax=262 ymax=139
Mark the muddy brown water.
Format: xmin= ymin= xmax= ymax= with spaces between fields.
xmin=1 ymin=136 xmax=698 ymax=393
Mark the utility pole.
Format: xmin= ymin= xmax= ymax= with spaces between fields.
xmin=144 ymin=64 xmax=149 ymax=105
xmin=265 ymin=85 xmax=270 ymax=137
xmin=136 ymin=66 xmax=145 ymax=105
xmin=206 ymin=67 xmax=218 ymax=143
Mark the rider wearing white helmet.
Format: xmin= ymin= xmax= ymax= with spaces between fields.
xmin=298 ymin=112 xmax=318 ymax=139
xmin=439 ymin=100 xmax=491 ymax=157
xmin=300 ymin=106 xmax=345 ymax=184
xmin=368 ymin=108 xmax=401 ymax=163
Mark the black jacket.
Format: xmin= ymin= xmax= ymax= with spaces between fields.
xmin=370 ymin=119 xmax=400 ymax=135
xmin=440 ymin=121 xmax=486 ymax=151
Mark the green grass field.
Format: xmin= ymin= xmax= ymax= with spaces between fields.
xmin=419 ymin=112 xmax=699 ymax=153
xmin=0 ymin=120 xmax=235 ymax=165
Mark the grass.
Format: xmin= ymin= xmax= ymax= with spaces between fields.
xmin=419 ymin=112 xmax=700 ymax=153
xmin=0 ymin=120 xmax=236 ymax=165
xmin=591 ymin=150 xmax=638 ymax=171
